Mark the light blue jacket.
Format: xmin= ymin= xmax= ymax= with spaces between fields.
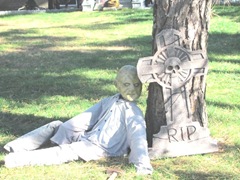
xmin=51 ymin=94 xmax=153 ymax=173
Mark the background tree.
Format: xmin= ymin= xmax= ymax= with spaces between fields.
xmin=145 ymin=0 xmax=213 ymax=146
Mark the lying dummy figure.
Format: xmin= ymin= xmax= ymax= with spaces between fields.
xmin=4 ymin=65 xmax=153 ymax=175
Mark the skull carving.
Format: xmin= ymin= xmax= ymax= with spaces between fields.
xmin=165 ymin=57 xmax=182 ymax=75
xmin=137 ymin=30 xmax=207 ymax=89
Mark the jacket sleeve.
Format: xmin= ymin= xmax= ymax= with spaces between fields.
xmin=125 ymin=106 xmax=153 ymax=175
xmin=51 ymin=96 xmax=117 ymax=145
xmin=63 ymin=98 xmax=107 ymax=131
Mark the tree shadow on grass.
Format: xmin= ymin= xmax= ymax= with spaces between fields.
xmin=0 ymin=32 xmax=151 ymax=102
xmin=0 ymin=72 xmax=114 ymax=101
xmin=208 ymin=69 xmax=240 ymax=75
xmin=174 ymin=170 xmax=238 ymax=179
xmin=213 ymin=5 xmax=240 ymax=23
xmin=0 ymin=26 xmax=151 ymax=70
xmin=208 ymin=33 xmax=240 ymax=60
xmin=0 ymin=112 xmax=66 ymax=136
xmin=206 ymin=100 xmax=240 ymax=110
xmin=208 ymin=58 xmax=240 ymax=65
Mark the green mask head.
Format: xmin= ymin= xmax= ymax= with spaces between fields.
xmin=115 ymin=65 xmax=142 ymax=101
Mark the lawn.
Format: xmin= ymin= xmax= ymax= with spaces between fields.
xmin=0 ymin=5 xmax=239 ymax=180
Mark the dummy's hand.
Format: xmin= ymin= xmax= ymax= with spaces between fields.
xmin=136 ymin=167 xmax=153 ymax=175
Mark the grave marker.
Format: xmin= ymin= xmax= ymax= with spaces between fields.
xmin=137 ymin=29 xmax=219 ymax=159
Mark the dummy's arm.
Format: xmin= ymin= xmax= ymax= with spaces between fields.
xmin=4 ymin=120 xmax=62 ymax=152
xmin=62 ymin=97 xmax=107 ymax=131
xmin=4 ymin=98 xmax=106 ymax=152
xmin=126 ymin=114 xmax=153 ymax=175
xmin=49 ymin=97 xmax=111 ymax=145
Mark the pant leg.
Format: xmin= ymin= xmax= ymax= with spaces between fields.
xmin=4 ymin=120 xmax=62 ymax=152
xmin=4 ymin=144 xmax=80 ymax=168
xmin=4 ymin=141 xmax=106 ymax=168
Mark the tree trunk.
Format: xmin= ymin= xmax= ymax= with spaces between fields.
xmin=146 ymin=0 xmax=212 ymax=147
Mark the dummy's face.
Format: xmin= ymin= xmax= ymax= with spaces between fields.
xmin=116 ymin=72 xmax=142 ymax=101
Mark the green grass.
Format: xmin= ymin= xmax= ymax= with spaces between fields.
xmin=0 ymin=5 xmax=240 ymax=179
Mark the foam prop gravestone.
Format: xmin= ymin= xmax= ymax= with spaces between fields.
xmin=137 ymin=29 xmax=219 ymax=159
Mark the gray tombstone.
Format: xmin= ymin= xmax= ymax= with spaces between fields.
xmin=119 ymin=0 xmax=132 ymax=8
xmin=82 ymin=0 xmax=97 ymax=11
xmin=137 ymin=29 xmax=218 ymax=159
xmin=132 ymin=0 xmax=142 ymax=8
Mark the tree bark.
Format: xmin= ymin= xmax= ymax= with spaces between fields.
xmin=146 ymin=0 xmax=212 ymax=147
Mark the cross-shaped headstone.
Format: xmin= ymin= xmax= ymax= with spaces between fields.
xmin=137 ymin=29 xmax=218 ymax=159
